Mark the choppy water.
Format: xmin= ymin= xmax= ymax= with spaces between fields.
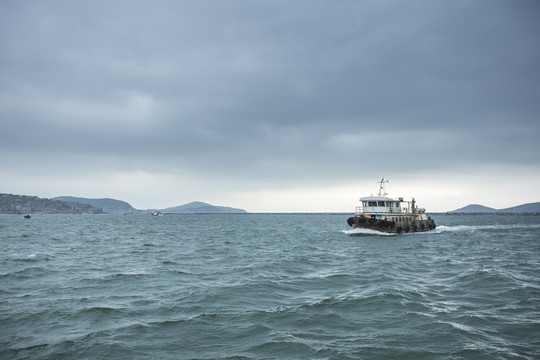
xmin=1 ymin=214 xmax=539 ymax=359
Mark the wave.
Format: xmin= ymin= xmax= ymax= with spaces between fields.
xmin=247 ymin=340 xmax=317 ymax=358
xmin=344 ymin=222 xmax=540 ymax=236
xmin=76 ymin=306 xmax=131 ymax=318
xmin=341 ymin=228 xmax=396 ymax=236
xmin=432 ymin=223 xmax=540 ymax=234
xmin=8 ymin=253 xmax=55 ymax=262
xmin=0 ymin=266 xmax=48 ymax=279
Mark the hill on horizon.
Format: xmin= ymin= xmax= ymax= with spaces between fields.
xmin=53 ymin=196 xmax=137 ymax=214
xmin=450 ymin=204 xmax=497 ymax=213
xmin=450 ymin=202 xmax=540 ymax=213
xmin=0 ymin=193 xmax=104 ymax=214
xmin=498 ymin=202 xmax=540 ymax=213
xmin=161 ymin=201 xmax=247 ymax=214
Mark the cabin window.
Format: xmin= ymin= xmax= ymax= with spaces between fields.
xmin=362 ymin=201 xmax=367 ymax=207
xmin=395 ymin=202 xmax=400 ymax=207
xmin=377 ymin=201 xmax=385 ymax=207
xmin=368 ymin=201 xmax=377 ymax=207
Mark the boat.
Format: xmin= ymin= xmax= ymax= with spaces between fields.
xmin=151 ymin=210 xmax=162 ymax=216
xmin=347 ymin=178 xmax=436 ymax=234
xmin=24 ymin=214 xmax=31 ymax=219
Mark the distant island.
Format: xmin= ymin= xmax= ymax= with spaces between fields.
xmin=0 ymin=194 xmax=247 ymax=214
xmin=0 ymin=194 xmax=104 ymax=214
xmin=448 ymin=202 xmax=540 ymax=214
xmin=52 ymin=196 xmax=138 ymax=214
xmin=159 ymin=201 xmax=247 ymax=214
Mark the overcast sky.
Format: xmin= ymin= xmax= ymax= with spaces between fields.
xmin=1 ymin=0 xmax=539 ymax=212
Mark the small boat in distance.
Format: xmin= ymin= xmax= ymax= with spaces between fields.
xmin=151 ymin=210 xmax=162 ymax=216
xmin=347 ymin=178 xmax=436 ymax=234
xmin=24 ymin=214 xmax=31 ymax=219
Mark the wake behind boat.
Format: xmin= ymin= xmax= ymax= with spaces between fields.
xmin=347 ymin=178 xmax=436 ymax=234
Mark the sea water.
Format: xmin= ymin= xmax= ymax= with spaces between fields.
xmin=1 ymin=214 xmax=539 ymax=359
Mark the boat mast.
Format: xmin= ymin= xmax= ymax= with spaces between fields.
xmin=378 ymin=178 xmax=388 ymax=197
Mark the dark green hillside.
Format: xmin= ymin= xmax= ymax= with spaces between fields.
xmin=0 ymin=194 xmax=104 ymax=214
xmin=53 ymin=196 xmax=137 ymax=214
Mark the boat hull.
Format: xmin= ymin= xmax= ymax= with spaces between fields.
xmin=347 ymin=216 xmax=436 ymax=234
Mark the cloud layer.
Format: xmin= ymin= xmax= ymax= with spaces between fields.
xmin=1 ymin=1 xmax=539 ymax=211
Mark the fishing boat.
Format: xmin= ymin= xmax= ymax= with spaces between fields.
xmin=347 ymin=178 xmax=436 ymax=234
xmin=151 ymin=210 xmax=162 ymax=216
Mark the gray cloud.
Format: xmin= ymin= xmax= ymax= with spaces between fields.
xmin=1 ymin=0 xmax=539 ymax=203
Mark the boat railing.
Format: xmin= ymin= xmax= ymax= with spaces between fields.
xmin=355 ymin=206 xmax=413 ymax=215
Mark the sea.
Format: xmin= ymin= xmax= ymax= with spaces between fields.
xmin=1 ymin=213 xmax=539 ymax=360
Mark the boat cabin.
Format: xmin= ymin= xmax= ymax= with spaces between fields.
xmin=358 ymin=196 xmax=405 ymax=215
xmin=357 ymin=194 xmax=427 ymax=219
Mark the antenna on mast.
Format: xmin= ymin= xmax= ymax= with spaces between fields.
xmin=378 ymin=178 xmax=388 ymax=196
